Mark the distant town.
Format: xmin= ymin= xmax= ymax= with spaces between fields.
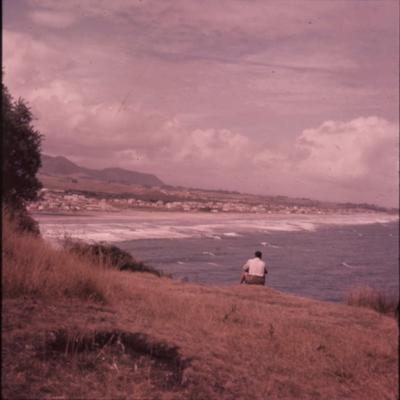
xmin=27 ymin=187 xmax=396 ymax=215
xmin=30 ymin=155 xmax=397 ymax=216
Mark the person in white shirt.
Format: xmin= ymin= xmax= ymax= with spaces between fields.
xmin=240 ymin=251 xmax=268 ymax=285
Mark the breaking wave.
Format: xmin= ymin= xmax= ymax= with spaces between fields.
xmin=35 ymin=212 xmax=399 ymax=243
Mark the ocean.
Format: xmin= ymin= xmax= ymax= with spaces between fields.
xmin=35 ymin=211 xmax=399 ymax=303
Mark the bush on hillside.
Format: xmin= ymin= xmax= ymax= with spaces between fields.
xmin=63 ymin=239 xmax=163 ymax=277
xmin=3 ymin=205 xmax=40 ymax=235
xmin=345 ymin=286 xmax=398 ymax=316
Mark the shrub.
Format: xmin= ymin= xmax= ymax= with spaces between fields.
xmin=345 ymin=286 xmax=399 ymax=316
xmin=3 ymin=205 xmax=40 ymax=235
xmin=63 ymin=239 xmax=163 ymax=277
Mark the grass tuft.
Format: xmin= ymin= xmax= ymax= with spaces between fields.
xmin=345 ymin=286 xmax=399 ymax=316
xmin=2 ymin=210 xmax=114 ymax=302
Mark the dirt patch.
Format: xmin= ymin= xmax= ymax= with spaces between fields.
xmin=42 ymin=329 xmax=191 ymax=390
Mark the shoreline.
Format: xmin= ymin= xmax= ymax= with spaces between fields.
xmin=32 ymin=212 xmax=399 ymax=305
xmin=32 ymin=208 xmax=400 ymax=219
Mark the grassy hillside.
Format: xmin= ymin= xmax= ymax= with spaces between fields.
xmin=2 ymin=213 xmax=398 ymax=400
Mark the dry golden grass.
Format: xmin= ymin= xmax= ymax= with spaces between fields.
xmin=345 ymin=285 xmax=398 ymax=315
xmin=2 ymin=211 xmax=118 ymax=303
xmin=2 ymin=213 xmax=399 ymax=399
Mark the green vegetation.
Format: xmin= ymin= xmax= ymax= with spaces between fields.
xmin=2 ymin=82 xmax=42 ymax=209
xmin=2 ymin=81 xmax=42 ymax=234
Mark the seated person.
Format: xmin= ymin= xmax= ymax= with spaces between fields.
xmin=240 ymin=251 xmax=268 ymax=285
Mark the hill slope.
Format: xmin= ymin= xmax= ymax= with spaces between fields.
xmin=40 ymin=154 xmax=165 ymax=187
xmin=2 ymin=214 xmax=398 ymax=400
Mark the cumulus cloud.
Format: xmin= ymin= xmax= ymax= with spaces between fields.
xmin=295 ymin=117 xmax=398 ymax=181
xmin=175 ymin=128 xmax=250 ymax=164
xmin=281 ymin=117 xmax=399 ymax=206
xmin=3 ymin=31 xmax=62 ymax=88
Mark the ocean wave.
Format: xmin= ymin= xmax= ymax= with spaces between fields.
xmin=36 ymin=212 xmax=399 ymax=243
xmin=39 ymin=223 xmax=190 ymax=242
xmin=340 ymin=261 xmax=365 ymax=269
xmin=341 ymin=262 xmax=354 ymax=268
xmin=259 ymin=241 xmax=280 ymax=248
xmin=223 ymin=232 xmax=241 ymax=237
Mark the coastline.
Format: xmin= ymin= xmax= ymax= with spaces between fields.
xmin=32 ymin=210 xmax=399 ymax=304
xmin=32 ymin=208 xmax=399 ymax=220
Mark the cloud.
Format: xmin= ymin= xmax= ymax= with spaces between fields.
xmin=295 ymin=117 xmax=398 ymax=181
xmin=175 ymin=128 xmax=250 ymax=164
xmin=3 ymin=1 xmax=398 ymax=206
xmin=29 ymin=10 xmax=77 ymax=28
xmin=3 ymin=31 xmax=62 ymax=88
xmin=286 ymin=117 xmax=399 ymax=205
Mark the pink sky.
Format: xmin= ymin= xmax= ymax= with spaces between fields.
xmin=3 ymin=0 xmax=399 ymax=207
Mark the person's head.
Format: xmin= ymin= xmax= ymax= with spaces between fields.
xmin=255 ymin=251 xmax=262 ymax=259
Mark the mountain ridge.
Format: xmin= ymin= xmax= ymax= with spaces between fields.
xmin=39 ymin=155 xmax=397 ymax=213
xmin=40 ymin=155 xmax=165 ymax=187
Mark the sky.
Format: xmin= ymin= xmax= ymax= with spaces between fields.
xmin=3 ymin=0 xmax=399 ymax=207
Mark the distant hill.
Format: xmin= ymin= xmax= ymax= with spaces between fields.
xmin=40 ymin=155 xmax=165 ymax=187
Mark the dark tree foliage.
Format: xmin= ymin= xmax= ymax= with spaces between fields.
xmin=5 ymin=206 xmax=41 ymax=235
xmin=2 ymin=83 xmax=43 ymax=209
